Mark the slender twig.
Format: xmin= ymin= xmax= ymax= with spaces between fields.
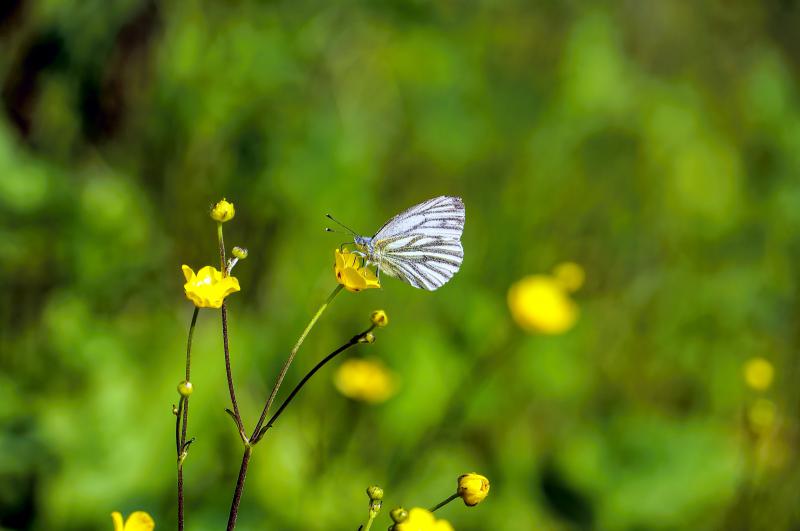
xmin=430 ymin=493 xmax=459 ymax=513
xmin=254 ymin=330 xmax=368 ymax=443
xmin=250 ymin=284 xmax=344 ymax=440
xmin=177 ymin=307 xmax=199 ymax=531
xmin=226 ymin=446 xmax=252 ymax=531
xmin=222 ymin=302 xmax=246 ymax=439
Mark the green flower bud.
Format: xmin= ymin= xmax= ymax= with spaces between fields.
xmin=232 ymin=246 xmax=248 ymax=259
xmin=359 ymin=332 xmax=376 ymax=344
xmin=390 ymin=508 xmax=408 ymax=523
xmin=178 ymin=380 xmax=194 ymax=397
xmin=367 ymin=485 xmax=384 ymax=501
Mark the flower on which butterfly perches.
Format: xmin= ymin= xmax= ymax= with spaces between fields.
xmin=182 ymin=265 xmax=240 ymax=308
xmin=394 ymin=508 xmax=453 ymax=531
xmin=334 ymin=249 xmax=380 ymax=292
xmin=111 ymin=511 xmax=154 ymax=531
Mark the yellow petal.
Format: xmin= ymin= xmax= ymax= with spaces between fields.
xmin=181 ymin=265 xmax=195 ymax=283
xmin=112 ymin=512 xmax=125 ymax=531
xmin=124 ymin=511 xmax=155 ymax=531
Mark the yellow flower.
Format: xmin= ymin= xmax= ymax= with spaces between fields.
xmin=395 ymin=508 xmax=453 ymax=531
xmin=211 ymin=198 xmax=235 ymax=222
xmin=743 ymin=357 xmax=774 ymax=391
xmin=182 ymin=265 xmax=240 ymax=308
xmin=553 ymin=261 xmax=585 ymax=292
xmin=111 ymin=511 xmax=154 ymax=531
xmin=334 ymin=249 xmax=380 ymax=292
xmin=334 ymin=358 xmax=397 ymax=403
xmin=457 ymin=472 xmax=490 ymax=506
xmin=507 ymin=275 xmax=578 ymax=334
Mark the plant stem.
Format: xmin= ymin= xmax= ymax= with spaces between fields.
xmin=430 ymin=493 xmax=459 ymax=513
xmin=250 ymin=284 xmax=343 ymax=440
xmin=178 ymin=307 xmax=199 ymax=531
xmin=254 ymin=329 xmax=368 ymax=442
xmin=362 ymin=514 xmax=376 ymax=531
xmin=226 ymin=445 xmax=252 ymax=531
xmin=222 ymin=302 xmax=245 ymax=439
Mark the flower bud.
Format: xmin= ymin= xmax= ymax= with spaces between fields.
xmin=211 ymin=198 xmax=235 ymax=222
xmin=367 ymin=485 xmax=384 ymax=501
xmin=370 ymin=310 xmax=389 ymax=327
xmin=172 ymin=404 xmax=179 ymax=416
xmin=390 ymin=507 xmax=408 ymax=523
xmin=232 ymin=246 xmax=248 ymax=259
xmin=457 ymin=473 xmax=490 ymax=506
xmin=359 ymin=332 xmax=376 ymax=344
xmin=178 ymin=380 xmax=194 ymax=397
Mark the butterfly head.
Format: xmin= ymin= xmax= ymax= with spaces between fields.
xmin=354 ymin=235 xmax=374 ymax=254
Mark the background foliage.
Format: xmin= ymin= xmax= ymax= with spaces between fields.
xmin=2 ymin=0 xmax=800 ymax=529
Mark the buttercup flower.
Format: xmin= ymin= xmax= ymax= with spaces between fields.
xmin=395 ymin=508 xmax=453 ymax=531
xmin=334 ymin=358 xmax=397 ymax=403
xmin=744 ymin=357 xmax=774 ymax=391
xmin=211 ymin=198 xmax=235 ymax=222
xmin=111 ymin=511 xmax=154 ymax=531
xmin=457 ymin=473 xmax=490 ymax=506
xmin=334 ymin=249 xmax=380 ymax=292
xmin=182 ymin=265 xmax=240 ymax=308
xmin=507 ymin=274 xmax=578 ymax=334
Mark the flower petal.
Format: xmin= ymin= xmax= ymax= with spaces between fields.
xmin=124 ymin=511 xmax=155 ymax=531
xmin=181 ymin=265 xmax=195 ymax=283
xmin=112 ymin=512 xmax=125 ymax=531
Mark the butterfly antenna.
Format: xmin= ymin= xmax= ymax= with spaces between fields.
xmin=325 ymin=214 xmax=358 ymax=236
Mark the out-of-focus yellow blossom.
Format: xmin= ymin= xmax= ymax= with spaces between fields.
xmin=457 ymin=472 xmax=490 ymax=506
xmin=507 ymin=274 xmax=578 ymax=333
xmin=743 ymin=357 xmax=774 ymax=391
xmin=553 ymin=261 xmax=585 ymax=292
xmin=111 ymin=511 xmax=154 ymax=531
xmin=211 ymin=198 xmax=235 ymax=222
xmin=748 ymin=398 xmax=777 ymax=434
xmin=182 ymin=265 xmax=240 ymax=308
xmin=334 ymin=358 xmax=397 ymax=403
xmin=395 ymin=508 xmax=453 ymax=531
xmin=334 ymin=249 xmax=380 ymax=292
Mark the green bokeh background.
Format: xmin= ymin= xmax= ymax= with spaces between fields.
xmin=2 ymin=1 xmax=800 ymax=529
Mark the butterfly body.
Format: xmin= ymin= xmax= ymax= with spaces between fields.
xmin=351 ymin=196 xmax=465 ymax=291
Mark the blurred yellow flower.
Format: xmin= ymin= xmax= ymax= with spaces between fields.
xmin=182 ymin=265 xmax=240 ymax=308
xmin=371 ymin=309 xmax=389 ymax=327
xmin=553 ymin=261 xmax=585 ymax=292
xmin=111 ymin=511 xmax=154 ymax=531
xmin=396 ymin=508 xmax=453 ymax=531
xmin=334 ymin=249 xmax=380 ymax=292
xmin=211 ymin=198 xmax=235 ymax=222
xmin=457 ymin=472 xmax=490 ymax=506
xmin=334 ymin=358 xmax=397 ymax=403
xmin=743 ymin=357 xmax=774 ymax=391
xmin=507 ymin=274 xmax=578 ymax=333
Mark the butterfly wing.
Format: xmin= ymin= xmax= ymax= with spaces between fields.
xmin=372 ymin=196 xmax=465 ymax=291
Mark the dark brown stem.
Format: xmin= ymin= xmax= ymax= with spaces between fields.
xmin=226 ymin=446 xmax=252 ymax=531
xmin=222 ymin=303 xmax=245 ymax=439
xmin=250 ymin=284 xmax=343 ymax=440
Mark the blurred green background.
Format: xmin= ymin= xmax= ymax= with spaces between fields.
xmin=2 ymin=0 xmax=800 ymax=529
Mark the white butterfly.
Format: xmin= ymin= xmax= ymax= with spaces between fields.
xmin=327 ymin=196 xmax=465 ymax=291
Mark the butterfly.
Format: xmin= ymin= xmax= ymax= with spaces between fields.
xmin=327 ymin=196 xmax=465 ymax=291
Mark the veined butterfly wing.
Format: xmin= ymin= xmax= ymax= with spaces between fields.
xmin=372 ymin=196 xmax=465 ymax=291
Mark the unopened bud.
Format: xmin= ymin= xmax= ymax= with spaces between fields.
xmin=367 ymin=485 xmax=384 ymax=501
xmin=359 ymin=332 xmax=376 ymax=344
xmin=178 ymin=380 xmax=194 ymax=397
xmin=232 ymin=246 xmax=248 ymax=259
xmin=390 ymin=508 xmax=408 ymax=523
xmin=211 ymin=198 xmax=235 ymax=222
xmin=370 ymin=310 xmax=389 ymax=327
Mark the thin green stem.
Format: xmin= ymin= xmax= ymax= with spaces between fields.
xmin=222 ymin=302 xmax=245 ymax=440
xmin=178 ymin=307 xmax=199 ymax=531
xmin=362 ymin=514 xmax=376 ymax=531
xmin=250 ymin=284 xmax=344 ymax=440
xmin=253 ymin=327 xmax=370 ymax=443
xmin=430 ymin=493 xmax=459 ymax=513
xmin=217 ymin=222 xmax=226 ymax=273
